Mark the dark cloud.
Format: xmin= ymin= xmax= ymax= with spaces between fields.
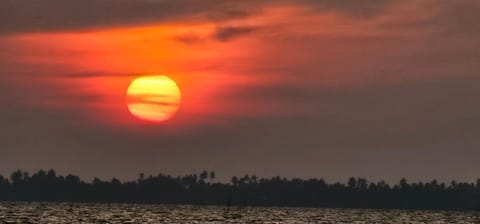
xmin=0 ymin=0 xmax=254 ymax=34
xmin=298 ymin=0 xmax=397 ymax=17
xmin=213 ymin=26 xmax=258 ymax=41
xmin=173 ymin=26 xmax=260 ymax=44
xmin=53 ymin=72 xmax=137 ymax=78
xmin=434 ymin=0 xmax=480 ymax=36
xmin=0 ymin=0 xmax=399 ymax=34
xmin=173 ymin=33 xmax=204 ymax=45
xmin=376 ymin=0 xmax=480 ymax=37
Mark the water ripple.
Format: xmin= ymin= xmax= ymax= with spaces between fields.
xmin=0 ymin=202 xmax=479 ymax=223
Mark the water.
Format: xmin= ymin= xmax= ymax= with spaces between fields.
xmin=0 ymin=202 xmax=479 ymax=223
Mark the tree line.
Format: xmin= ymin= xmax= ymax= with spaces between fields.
xmin=0 ymin=169 xmax=479 ymax=210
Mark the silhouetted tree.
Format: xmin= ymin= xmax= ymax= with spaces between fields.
xmin=231 ymin=176 xmax=239 ymax=187
xmin=209 ymin=172 xmax=215 ymax=181
xmin=0 ymin=169 xmax=480 ymax=210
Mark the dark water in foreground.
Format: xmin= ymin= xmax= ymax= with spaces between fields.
xmin=0 ymin=202 xmax=479 ymax=223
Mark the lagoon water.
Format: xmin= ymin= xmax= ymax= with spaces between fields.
xmin=0 ymin=202 xmax=479 ymax=223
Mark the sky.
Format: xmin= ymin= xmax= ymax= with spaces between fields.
xmin=0 ymin=0 xmax=479 ymax=183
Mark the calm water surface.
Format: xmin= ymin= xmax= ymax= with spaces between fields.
xmin=0 ymin=202 xmax=479 ymax=223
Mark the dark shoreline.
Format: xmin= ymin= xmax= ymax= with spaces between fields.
xmin=1 ymin=169 xmax=480 ymax=211
xmin=1 ymin=201 xmax=478 ymax=213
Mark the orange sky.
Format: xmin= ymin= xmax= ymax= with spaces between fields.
xmin=1 ymin=1 xmax=476 ymax=131
xmin=0 ymin=5 xmax=387 ymax=129
xmin=2 ymin=20 xmax=271 ymax=130
xmin=1 ymin=0 xmax=480 ymax=182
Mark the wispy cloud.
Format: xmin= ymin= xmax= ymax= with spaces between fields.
xmin=0 ymin=0 xmax=400 ymax=34
xmin=0 ymin=0 xmax=254 ymax=34
xmin=213 ymin=26 xmax=258 ymax=42
xmin=173 ymin=33 xmax=205 ymax=45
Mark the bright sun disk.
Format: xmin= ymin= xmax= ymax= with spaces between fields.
xmin=126 ymin=75 xmax=181 ymax=122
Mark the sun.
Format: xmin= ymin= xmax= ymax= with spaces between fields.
xmin=126 ymin=75 xmax=181 ymax=122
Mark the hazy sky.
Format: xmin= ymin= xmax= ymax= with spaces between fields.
xmin=1 ymin=0 xmax=479 ymax=183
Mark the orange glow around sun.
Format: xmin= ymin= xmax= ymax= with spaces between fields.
xmin=126 ymin=75 xmax=181 ymax=122
xmin=4 ymin=17 xmax=265 ymax=128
